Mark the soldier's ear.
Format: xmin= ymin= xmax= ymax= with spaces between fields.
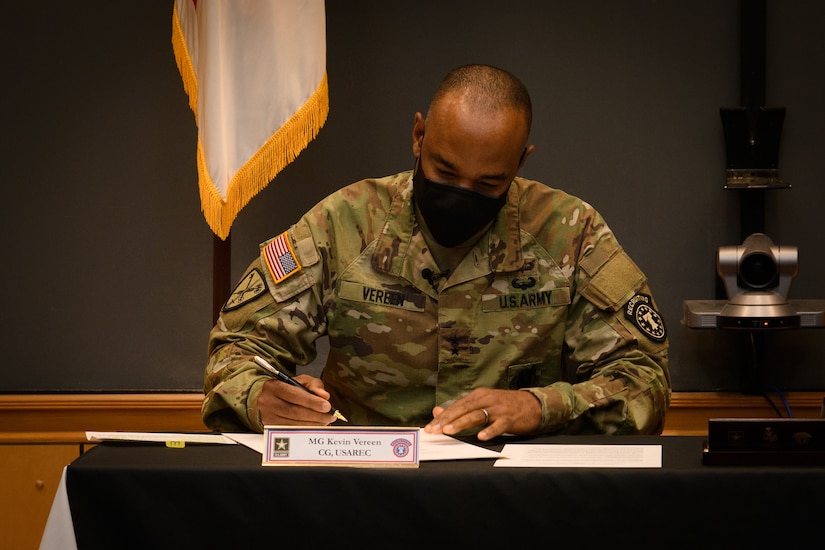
xmin=412 ymin=113 xmax=425 ymax=157
xmin=517 ymin=145 xmax=535 ymax=171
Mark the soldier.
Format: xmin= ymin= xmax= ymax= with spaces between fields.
xmin=203 ymin=64 xmax=671 ymax=440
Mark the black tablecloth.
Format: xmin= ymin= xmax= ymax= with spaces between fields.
xmin=66 ymin=435 xmax=824 ymax=549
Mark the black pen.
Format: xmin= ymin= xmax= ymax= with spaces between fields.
xmin=253 ymin=355 xmax=348 ymax=422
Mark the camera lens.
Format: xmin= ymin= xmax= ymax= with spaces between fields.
xmin=739 ymin=251 xmax=777 ymax=288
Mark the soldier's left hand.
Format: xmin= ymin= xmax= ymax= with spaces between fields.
xmin=424 ymin=388 xmax=542 ymax=441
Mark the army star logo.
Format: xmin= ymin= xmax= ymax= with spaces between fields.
xmin=272 ymin=437 xmax=290 ymax=458
xmin=224 ymin=269 xmax=267 ymax=311
xmin=624 ymin=294 xmax=667 ymax=342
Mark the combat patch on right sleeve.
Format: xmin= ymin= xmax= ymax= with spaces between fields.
xmin=224 ymin=268 xmax=268 ymax=312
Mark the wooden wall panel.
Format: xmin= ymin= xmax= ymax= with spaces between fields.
xmin=1 ymin=392 xmax=822 ymax=441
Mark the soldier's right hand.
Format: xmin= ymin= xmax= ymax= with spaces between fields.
xmin=257 ymin=376 xmax=337 ymax=426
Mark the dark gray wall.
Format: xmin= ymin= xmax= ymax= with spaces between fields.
xmin=3 ymin=1 xmax=824 ymax=393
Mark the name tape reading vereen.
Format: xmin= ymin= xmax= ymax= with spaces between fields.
xmin=263 ymin=426 xmax=420 ymax=467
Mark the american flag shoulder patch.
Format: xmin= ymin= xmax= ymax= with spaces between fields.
xmin=263 ymin=232 xmax=302 ymax=283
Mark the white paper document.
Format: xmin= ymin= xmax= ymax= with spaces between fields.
xmin=417 ymin=431 xmax=503 ymax=461
xmin=227 ymin=430 xmax=502 ymax=461
xmin=85 ymin=430 xmax=501 ymax=461
xmin=494 ymin=444 xmax=662 ymax=468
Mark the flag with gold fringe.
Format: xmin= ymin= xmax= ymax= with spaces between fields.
xmin=171 ymin=0 xmax=328 ymax=239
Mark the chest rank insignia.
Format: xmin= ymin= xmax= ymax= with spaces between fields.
xmin=264 ymin=231 xmax=302 ymax=283
xmin=224 ymin=269 xmax=268 ymax=311
xmin=624 ymin=293 xmax=667 ymax=342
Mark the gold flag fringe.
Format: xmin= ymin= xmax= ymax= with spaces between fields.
xmin=200 ymin=74 xmax=329 ymax=240
xmin=171 ymin=4 xmax=198 ymax=119
xmin=172 ymin=5 xmax=328 ymax=239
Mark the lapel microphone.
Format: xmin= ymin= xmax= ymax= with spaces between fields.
xmin=421 ymin=268 xmax=449 ymax=290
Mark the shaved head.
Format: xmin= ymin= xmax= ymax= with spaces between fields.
xmin=411 ymin=64 xmax=536 ymax=204
xmin=428 ymin=64 xmax=532 ymax=136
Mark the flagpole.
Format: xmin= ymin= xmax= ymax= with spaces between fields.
xmin=213 ymin=233 xmax=231 ymax=322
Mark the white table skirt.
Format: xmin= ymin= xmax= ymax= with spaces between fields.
xmin=39 ymin=466 xmax=78 ymax=550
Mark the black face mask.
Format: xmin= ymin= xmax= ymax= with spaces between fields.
xmin=412 ymin=161 xmax=509 ymax=248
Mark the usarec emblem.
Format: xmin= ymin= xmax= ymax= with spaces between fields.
xmin=391 ymin=438 xmax=412 ymax=458
xmin=624 ymin=294 xmax=667 ymax=342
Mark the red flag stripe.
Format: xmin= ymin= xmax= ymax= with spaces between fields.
xmin=264 ymin=233 xmax=301 ymax=282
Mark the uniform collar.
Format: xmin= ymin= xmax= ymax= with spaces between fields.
xmin=372 ymin=171 xmax=526 ymax=284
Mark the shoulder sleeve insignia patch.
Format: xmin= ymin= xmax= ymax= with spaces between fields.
xmin=263 ymin=231 xmax=302 ymax=283
xmin=224 ymin=268 xmax=268 ymax=311
xmin=624 ymin=293 xmax=667 ymax=342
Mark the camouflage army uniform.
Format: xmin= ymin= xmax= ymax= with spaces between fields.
xmin=203 ymin=171 xmax=671 ymax=434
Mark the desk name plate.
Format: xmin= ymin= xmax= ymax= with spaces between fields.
xmin=263 ymin=426 xmax=420 ymax=467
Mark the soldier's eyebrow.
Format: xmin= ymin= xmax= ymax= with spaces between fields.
xmin=430 ymin=151 xmax=510 ymax=183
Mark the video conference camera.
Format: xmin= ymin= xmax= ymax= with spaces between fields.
xmin=715 ymin=233 xmax=798 ymax=328
xmin=682 ymin=233 xmax=825 ymax=330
